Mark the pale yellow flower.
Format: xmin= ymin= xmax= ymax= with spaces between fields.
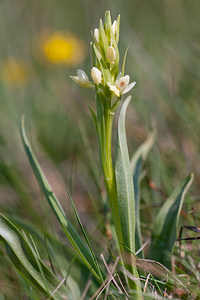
xmin=40 ymin=31 xmax=87 ymax=65
xmin=1 ymin=58 xmax=29 ymax=86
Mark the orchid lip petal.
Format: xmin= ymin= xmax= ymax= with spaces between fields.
xmin=121 ymin=82 xmax=136 ymax=95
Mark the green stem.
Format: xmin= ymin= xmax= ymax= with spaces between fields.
xmin=97 ymin=96 xmax=142 ymax=298
xmin=102 ymin=108 xmax=122 ymax=243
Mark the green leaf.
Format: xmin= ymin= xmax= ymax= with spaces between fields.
xmin=130 ymin=131 xmax=156 ymax=257
xmin=122 ymin=47 xmax=129 ymax=77
xmin=103 ymin=11 xmax=112 ymax=41
xmin=115 ymin=96 xmax=142 ymax=296
xmin=20 ymin=117 xmax=102 ymax=282
xmin=99 ymin=18 xmax=109 ymax=57
xmin=149 ymin=174 xmax=193 ymax=269
xmin=115 ymin=96 xmax=135 ymax=254
xmin=0 ymin=213 xmax=74 ymax=300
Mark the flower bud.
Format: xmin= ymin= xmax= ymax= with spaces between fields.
xmin=111 ymin=20 xmax=117 ymax=35
xmin=91 ymin=67 xmax=102 ymax=84
xmin=106 ymin=46 xmax=116 ymax=63
xmin=94 ymin=28 xmax=99 ymax=43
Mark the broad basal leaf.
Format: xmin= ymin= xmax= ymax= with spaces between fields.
xmin=115 ymin=96 xmax=135 ymax=253
xmin=115 ymin=96 xmax=142 ymax=296
xmin=149 ymin=174 xmax=193 ymax=269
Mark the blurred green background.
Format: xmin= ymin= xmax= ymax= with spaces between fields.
xmin=0 ymin=0 xmax=200 ymax=295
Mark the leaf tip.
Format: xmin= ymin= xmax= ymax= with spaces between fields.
xmin=188 ymin=173 xmax=194 ymax=185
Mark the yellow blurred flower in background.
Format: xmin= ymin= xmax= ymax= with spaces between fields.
xmin=40 ymin=31 xmax=87 ymax=65
xmin=1 ymin=58 xmax=29 ymax=86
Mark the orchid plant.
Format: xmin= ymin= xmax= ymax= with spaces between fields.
xmin=71 ymin=10 xmax=142 ymax=297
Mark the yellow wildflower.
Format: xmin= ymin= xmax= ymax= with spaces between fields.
xmin=1 ymin=58 xmax=29 ymax=86
xmin=40 ymin=31 xmax=87 ymax=65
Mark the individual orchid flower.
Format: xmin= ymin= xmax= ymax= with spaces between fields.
xmin=107 ymin=75 xmax=136 ymax=97
xmin=70 ymin=69 xmax=92 ymax=88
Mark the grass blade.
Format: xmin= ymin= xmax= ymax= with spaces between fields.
xmin=20 ymin=116 xmax=102 ymax=281
xmin=66 ymin=186 xmax=103 ymax=282
xmin=0 ymin=213 xmax=74 ymax=300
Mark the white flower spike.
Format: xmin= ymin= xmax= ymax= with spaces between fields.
xmin=91 ymin=67 xmax=102 ymax=85
xmin=70 ymin=69 xmax=92 ymax=88
xmin=107 ymin=46 xmax=116 ymax=63
xmin=71 ymin=12 xmax=135 ymax=100
xmin=107 ymin=75 xmax=136 ymax=97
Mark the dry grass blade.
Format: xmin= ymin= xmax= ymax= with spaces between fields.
xmin=138 ymin=258 xmax=190 ymax=294
xmin=90 ymin=275 xmax=116 ymax=300
xmin=135 ymin=239 xmax=150 ymax=256
xmin=80 ymin=275 xmax=92 ymax=300
xmin=90 ymin=254 xmax=121 ymax=300
xmin=143 ymin=273 xmax=151 ymax=293
xmin=100 ymin=254 xmax=122 ymax=295
xmin=115 ymin=273 xmax=130 ymax=299
xmin=47 ymin=277 xmax=67 ymax=300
